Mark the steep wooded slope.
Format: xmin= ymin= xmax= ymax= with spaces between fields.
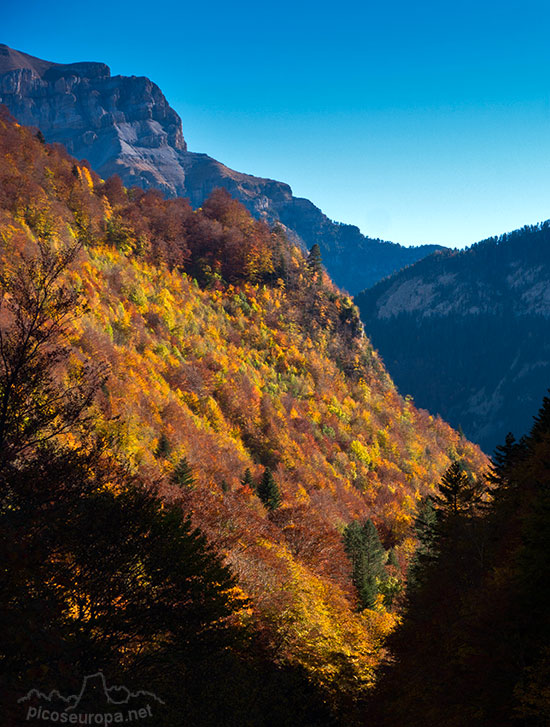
xmin=357 ymin=225 xmax=550 ymax=453
xmin=0 ymin=113 xmax=485 ymax=707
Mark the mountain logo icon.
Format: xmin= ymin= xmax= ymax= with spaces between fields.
xmin=19 ymin=672 xmax=164 ymax=722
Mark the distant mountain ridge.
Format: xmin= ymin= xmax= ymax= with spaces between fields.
xmin=356 ymin=222 xmax=550 ymax=452
xmin=0 ymin=43 xmax=443 ymax=293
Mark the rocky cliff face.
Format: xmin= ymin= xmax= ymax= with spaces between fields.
xmin=0 ymin=44 xmax=187 ymax=196
xmin=0 ymin=43 xmax=442 ymax=293
xmin=356 ymin=223 xmax=550 ymax=452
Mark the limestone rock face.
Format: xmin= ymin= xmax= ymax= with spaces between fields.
xmin=0 ymin=44 xmax=187 ymax=197
xmin=0 ymin=43 xmax=442 ymax=293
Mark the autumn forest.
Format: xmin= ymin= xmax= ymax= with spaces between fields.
xmin=1 ymin=111 xmax=549 ymax=726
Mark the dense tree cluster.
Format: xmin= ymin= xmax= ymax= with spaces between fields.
xmin=0 ymin=239 xmax=337 ymax=727
xmin=0 ymin=111 xmax=487 ymax=721
xmin=366 ymin=402 xmax=550 ymax=726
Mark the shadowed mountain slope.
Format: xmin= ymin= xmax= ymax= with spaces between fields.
xmin=356 ymin=223 xmax=550 ymax=452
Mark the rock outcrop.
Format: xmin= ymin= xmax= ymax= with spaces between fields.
xmin=0 ymin=43 xmax=442 ymax=293
xmin=0 ymin=44 xmax=186 ymax=196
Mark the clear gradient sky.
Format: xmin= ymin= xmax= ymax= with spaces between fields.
xmin=4 ymin=0 xmax=550 ymax=248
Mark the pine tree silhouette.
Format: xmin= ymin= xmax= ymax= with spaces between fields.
xmin=257 ymin=468 xmax=281 ymax=510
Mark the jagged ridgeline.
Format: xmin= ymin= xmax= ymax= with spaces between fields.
xmin=0 ymin=113 xmax=486 ymax=713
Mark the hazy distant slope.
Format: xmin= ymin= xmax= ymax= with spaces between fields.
xmin=356 ymin=224 xmax=550 ymax=452
xmin=0 ymin=43 xmax=442 ymax=293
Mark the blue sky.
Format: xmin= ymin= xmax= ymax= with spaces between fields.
xmin=4 ymin=0 xmax=550 ymax=247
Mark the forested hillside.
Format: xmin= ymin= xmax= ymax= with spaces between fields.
xmin=366 ymin=395 xmax=550 ymax=726
xmin=356 ymin=225 xmax=550 ymax=452
xmin=0 ymin=112 xmax=485 ymax=724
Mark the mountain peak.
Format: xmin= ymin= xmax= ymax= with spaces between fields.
xmin=0 ymin=44 xmax=110 ymax=79
xmin=0 ymin=44 xmax=443 ymax=293
xmin=0 ymin=43 xmax=187 ymax=187
xmin=0 ymin=43 xmax=58 ymax=76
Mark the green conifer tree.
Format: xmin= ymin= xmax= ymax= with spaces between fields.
xmin=343 ymin=518 xmax=386 ymax=609
xmin=172 ymin=456 xmax=195 ymax=489
xmin=257 ymin=467 xmax=281 ymax=510
xmin=387 ymin=548 xmax=399 ymax=568
xmin=241 ymin=467 xmax=255 ymax=491
xmin=361 ymin=519 xmax=386 ymax=582
xmin=528 ymin=390 xmax=550 ymax=444
xmin=306 ymin=243 xmax=323 ymax=279
xmin=155 ymin=432 xmax=171 ymax=459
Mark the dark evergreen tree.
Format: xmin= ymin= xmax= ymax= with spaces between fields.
xmin=35 ymin=129 xmax=45 ymax=144
xmin=155 ymin=432 xmax=171 ymax=459
xmin=361 ymin=519 xmax=385 ymax=572
xmin=406 ymin=496 xmax=438 ymax=591
xmin=241 ymin=467 xmax=255 ymax=491
xmin=492 ymin=431 xmax=518 ymax=474
xmin=257 ymin=467 xmax=281 ymax=510
xmin=307 ymin=243 xmax=323 ymax=279
xmin=387 ymin=548 xmax=399 ymax=568
xmin=171 ymin=456 xmax=195 ymax=489
xmin=343 ymin=519 xmax=386 ymax=609
xmin=528 ymin=390 xmax=550 ymax=444
xmin=414 ymin=497 xmax=438 ymax=548
xmin=359 ymin=519 xmax=386 ymax=608
xmin=489 ymin=431 xmax=527 ymax=497
xmin=433 ymin=460 xmax=481 ymax=516
xmin=271 ymin=224 xmax=291 ymax=283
